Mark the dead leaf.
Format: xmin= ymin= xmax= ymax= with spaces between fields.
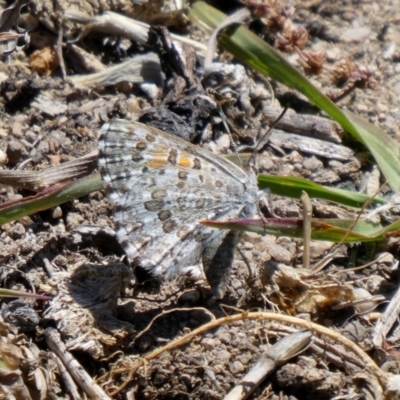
xmin=30 ymin=46 xmax=59 ymax=75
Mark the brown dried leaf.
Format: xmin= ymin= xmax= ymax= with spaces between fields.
xmin=0 ymin=342 xmax=22 ymax=370
xmin=0 ymin=153 xmax=97 ymax=191
xmin=30 ymin=46 xmax=59 ymax=75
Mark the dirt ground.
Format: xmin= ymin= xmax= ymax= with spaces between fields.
xmin=1 ymin=0 xmax=400 ymax=399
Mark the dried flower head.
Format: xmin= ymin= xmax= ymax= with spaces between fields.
xmin=276 ymin=20 xmax=309 ymax=53
xmin=245 ymin=0 xmax=294 ymax=31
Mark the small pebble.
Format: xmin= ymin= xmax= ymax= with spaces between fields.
xmin=20 ymin=240 xmax=33 ymax=254
xmin=25 ymin=130 xmax=37 ymax=143
xmin=201 ymin=338 xmax=217 ymax=350
xmin=0 ymin=148 xmax=8 ymax=166
xmin=179 ymin=290 xmax=200 ymax=305
xmin=341 ymin=320 xmax=367 ymax=343
xmin=230 ymin=360 xmax=245 ymax=374
xmin=2 ymin=300 xmax=40 ymax=332
xmin=277 ymin=163 xmax=294 ymax=176
xmin=52 ymin=206 xmax=62 ymax=219
xmin=7 ymin=140 xmax=29 ymax=165
xmin=352 ymin=288 xmax=377 ymax=313
xmin=258 ymin=155 xmax=275 ymax=172
xmin=66 ymin=212 xmax=84 ymax=229
xmin=18 ymin=216 xmax=34 ymax=226
xmin=215 ymin=134 xmax=231 ymax=153
xmin=214 ymin=349 xmax=231 ymax=364
xmin=242 ymin=232 xmax=262 ymax=245
xmin=215 ymin=331 xmax=231 ymax=344
xmin=340 ymin=27 xmax=372 ymax=42
xmin=288 ymin=151 xmax=303 ymax=163
xmin=231 ymin=279 xmax=243 ymax=290
xmin=8 ymin=222 xmax=25 ymax=239
xmin=265 ymin=242 xmax=292 ymax=263
xmin=303 ymin=156 xmax=323 ymax=171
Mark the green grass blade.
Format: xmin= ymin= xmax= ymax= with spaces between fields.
xmin=0 ymin=174 xmax=104 ymax=225
xmin=0 ymin=289 xmax=51 ymax=299
xmin=258 ymin=175 xmax=386 ymax=209
xmin=342 ymin=111 xmax=400 ymax=193
xmin=202 ymin=218 xmax=385 ymax=243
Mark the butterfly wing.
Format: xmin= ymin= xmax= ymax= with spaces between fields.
xmin=98 ymin=119 xmax=258 ymax=289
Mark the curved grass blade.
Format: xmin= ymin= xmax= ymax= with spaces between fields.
xmin=0 ymin=173 xmax=104 ymax=225
xmin=0 ymin=289 xmax=51 ymax=300
xmin=258 ymin=175 xmax=386 ymax=209
xmin=202 ymin=217 xmax=385 ymax=243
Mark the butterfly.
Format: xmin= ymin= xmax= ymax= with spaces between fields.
xmin=98 ymin=119 xmax=259 ymax=297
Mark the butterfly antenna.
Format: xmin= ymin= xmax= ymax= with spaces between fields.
xmin=217 ymin=102 xmax=241 ymax=165
xmin=249 ymin=106 xmax=289 ymax=168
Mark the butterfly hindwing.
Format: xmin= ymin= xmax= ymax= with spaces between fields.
xmin=98 ymin=119 xmax=259 ymax=296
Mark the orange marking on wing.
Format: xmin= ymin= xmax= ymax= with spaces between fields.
xmin=149 ymin=159 xmax=166 ymax=169
xmin=179 ymin=157 xmax=191 ymax=168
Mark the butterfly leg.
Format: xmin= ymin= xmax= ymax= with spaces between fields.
xmin=258 ymin=188 xmax=276 ymax=218
xmin=202 ymin=230 xmax=241 ymax=298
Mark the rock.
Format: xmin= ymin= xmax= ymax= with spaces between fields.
xmin=340 ymin=27 xmax=372 ymax=42
xmin=8 ymin=222 xmax=25 ymax=240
